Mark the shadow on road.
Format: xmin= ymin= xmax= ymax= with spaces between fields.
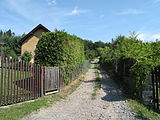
xmin=99 ymin=68 xmax=147 ymax=120
xmin=83 ymin=79 xmax=96 ymax=83
xmin=100 ymin=69 xmax=125 ymax=102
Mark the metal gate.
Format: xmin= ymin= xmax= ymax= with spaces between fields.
xmin=151 ymin=67 xmax=160 ymax=110
xmin=44 ymin=67 xmax=60 ymax=93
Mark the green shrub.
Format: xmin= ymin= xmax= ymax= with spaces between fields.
xmin=3 ymin=46 xmax=18 ymax=59
xmin=21 ymin=51 xmax=32 ymax=62
xmin=35 ymin=30 xmax=85 ymax=84
xmin=98 ymin=33 xmax=160 ymax=98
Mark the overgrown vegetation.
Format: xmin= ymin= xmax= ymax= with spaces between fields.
xmin=128 ymin=99 xmax=160 ymax=120
xmin=0 ymin=30 xmax=23 ymax=58
xmin=21 ymin=51 xmax=32 ymax=62
xmin=35 ymin=30 xmax=85 ymax=84
xmin=83 ymin=40 xmax=106 ymax=60
xmin=92 ymin=64 xmax=101 ymax=100
xmin=98 ymin=32 xmax=160 ymax=98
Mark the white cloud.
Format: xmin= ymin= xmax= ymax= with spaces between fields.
xmin=1 ymin=0 xmax=90 ymax=35
xmin=116 ymin=9 xmax=144 ymax=15
xmin=71 ymin=6 xmax=79 ymax=15
xmin=3 ymin=0 xmax=67 ymax=23
xmin=137 ymin=33 xmax=145 ymax=40
xmin=137 ymin=32 xmax=160 ymax=42
xmin=70 ymin=6 xmax=89 ymax=16
xmin=152 ymin=34 xmax=160 ymax=40
xmin=46 ymin=0 xmax=56 ymax=6
xmin=0 ymin=0 xmax=73 ymax=34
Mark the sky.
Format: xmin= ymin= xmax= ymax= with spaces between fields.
xmin=1 ymin=0 xmax=160 ymax=42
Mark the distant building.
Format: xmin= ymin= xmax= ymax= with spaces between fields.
xmin=18 ymin=24 xmax=50 ymax=63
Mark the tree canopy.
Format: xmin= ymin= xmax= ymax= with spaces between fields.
xmin=83 ymin=40 xmax=106 ymax=60
xmin=98 ymin=32 xmax=160 ymax=97
xmin=0 ymin=29 xmax=22 ymax=58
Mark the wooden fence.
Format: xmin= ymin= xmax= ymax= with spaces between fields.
xmin=0 ymin=57 xmax=44 ymax=106
xmin=44 ymin=60 xmax=90 ymax=93
xmin=45 ymin=67 xmax=60 ymax=94
xmin=0 ymin=56 xmax=90 ymax=106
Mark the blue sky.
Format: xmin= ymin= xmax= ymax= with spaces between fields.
xmin=1 ymin=0 xmax=160 ymax=42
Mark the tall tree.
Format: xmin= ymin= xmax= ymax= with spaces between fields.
xmin=0 ymin=29 xmax=22 ymax=58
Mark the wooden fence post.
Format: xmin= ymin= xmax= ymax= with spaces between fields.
xmin=41 ymin=67 xmax=44 ymax=97
xmin=0 ymin=56 xmax=4 ymax=105
xmin=155 ymin=69 xmax=159 ymax=110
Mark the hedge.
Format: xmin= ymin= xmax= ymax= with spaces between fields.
xmin=34 ymin=30 xmax=85 ymax=84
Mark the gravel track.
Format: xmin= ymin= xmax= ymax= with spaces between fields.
xmin=22 ymin=64 xmax=142 ymax=120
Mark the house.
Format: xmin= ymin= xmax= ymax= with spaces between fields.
xmin=18 ymin=24 xmax=50 ymax=63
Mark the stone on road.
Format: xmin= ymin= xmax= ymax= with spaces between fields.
xmin=22 ymin=64 xmax=141 ymax=120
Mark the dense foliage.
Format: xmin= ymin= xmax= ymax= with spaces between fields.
xmin=21 ymin=52 xmax=32 ymax=62
xmin=98 ymin=32 xmax=160 ymax=98
xmin=83 ymin=40 xmax=106 ymax=60
xmin=0 ymin=30 xmax=22 ymax=58
xmin=35 ymin=30 xmax=85 ymax=84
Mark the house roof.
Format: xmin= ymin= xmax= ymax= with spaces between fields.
xmin=18 ymin=24 xmax=50 ymax=45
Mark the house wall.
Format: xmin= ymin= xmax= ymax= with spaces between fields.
xmin=21 ymin=28 xmax=47 ymax=63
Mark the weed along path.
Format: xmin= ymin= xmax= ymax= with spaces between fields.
xmin=22 ymin=64 xmax=141 ymax=120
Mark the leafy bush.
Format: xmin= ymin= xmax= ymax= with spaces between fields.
xmin=21 ymin=51 xmax=32 ymax=62
xmin=3 ymin=46 xmax=18 ymax=59
xmin=98 ymin=33 xmax=160 ymax=98
xmin=83 ymin=40 xmax=106 ymax=60
xmin=0 ymin=29 xmax=22 ymax=55
xmin=35 ymin=30 xmax=85 ymax=84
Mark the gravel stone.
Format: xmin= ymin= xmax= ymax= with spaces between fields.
xmin=22 ymin=65 xmax=143 ymax=120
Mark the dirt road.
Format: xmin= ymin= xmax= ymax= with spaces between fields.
xmin=22 ymin=64 xmax=142 ymax=120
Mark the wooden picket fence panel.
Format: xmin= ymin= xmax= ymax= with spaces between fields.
xmin=0 ymin=56 xmax=44 ymax=106
xmin=44 ymin=67 xmax=60 ymax=93
xmin=0 ymin=57 xmax=90 ymax=106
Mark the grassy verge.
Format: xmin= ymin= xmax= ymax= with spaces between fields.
xmin=128 ymin=99 xmax=160 ymax=120
xmin=0 ymin=73 xmax=86 ymax=120
xmin=91 ymin=64 xmax=101 ymax=100
xmin=113 ymin=76 xmax=160 ymax=120
xmin=101 ymin=65 xmax=160 ymax=119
